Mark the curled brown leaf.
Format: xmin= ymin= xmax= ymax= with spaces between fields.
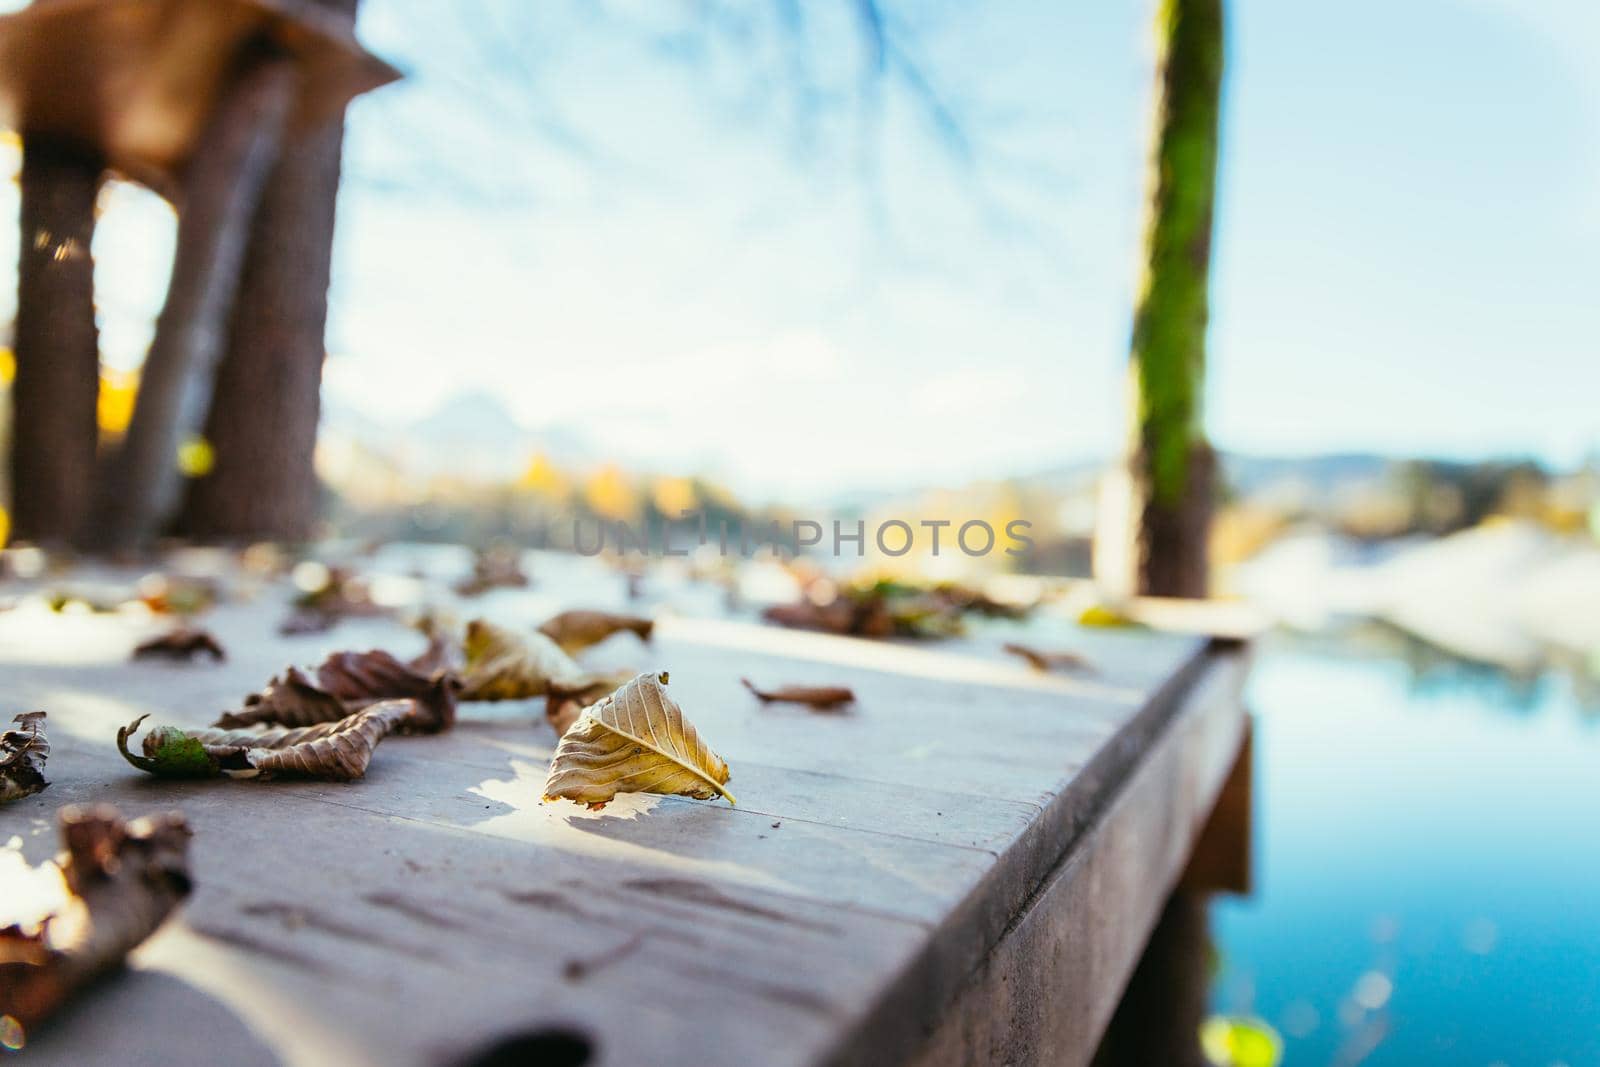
xmin=762 ymin=599 xmax=887 ymax=637
xmin=740 ymin=678 xmax=855 ymax=711
xmin=314 ymin=649 xmax=459 ymax=732
xmin=214 ymin=665 xmax=345 ymax=730
xmin=928 ymin=582 xmax=1032 ymax=620
xmin=764 ymin=579 xmax=1031 ymax=641
xmin=279 ymin=565 xmax=386 ymax=636
xmin=278 ymin=609 xmax=335 ymax=636
xmin=0 ymin=805 xmax=192 ymax=1033
xmin=215 ymin=650 xmax=457 ymax=733
xmin=1002 ymin=642 xmax=1094 ymax=675
xmin=132 ymin=627 xmax=226 ymax=663
xmin=121 ymin=700 xmax=420 ymax=781
xmin=0 ymin=712 xmax=50 ymax=803
xmin=537 ymin=610 xmax=654 ymax=654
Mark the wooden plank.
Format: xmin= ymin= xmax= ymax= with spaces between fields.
xmin=907 ymin=649 xmax=1250 ymax=1067
xmin=0 ymin=588 xmax=1236 ymax=1066
xmin=1181 ymin=713 xmax=1253 ymax=895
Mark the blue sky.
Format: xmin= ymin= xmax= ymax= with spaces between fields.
xmin=7 ymin=0 xmax=1597 ymax=502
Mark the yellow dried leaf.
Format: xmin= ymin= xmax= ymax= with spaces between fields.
xmin=543 ymin=672 xmax=734 ymax=808
xmin=537 ymin=609 xmax=654 ymax=654
xmin=460 ymin=619 xmax=588 ymax=701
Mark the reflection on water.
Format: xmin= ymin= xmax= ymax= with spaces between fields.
xmin=1209 ymin=632 xmax=1600 ymax=1066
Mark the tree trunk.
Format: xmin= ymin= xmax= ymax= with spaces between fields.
xmin=1127 ymin=0 xmax=1225 ymax=599
xmin=179 ymin=0 xmax=359 ymax=544
xmin=10 ymin=136 xmax=101 ymax=548
xmin=92 ymin=47 xmax=297 ymax=552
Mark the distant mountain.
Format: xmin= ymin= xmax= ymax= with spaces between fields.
xmin=409 ymin=391 xmax=526 ymax=448
xmin=323 ymin=390 xmax=597 ymax=483
xmin=319 ymin=388 xmax=1569 ymax=519
xmin=1222 ymin=452 xmax=1395 ymax=497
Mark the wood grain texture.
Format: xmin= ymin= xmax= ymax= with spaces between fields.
xmin=907 ymin=650 xmax=1250 ymax=1067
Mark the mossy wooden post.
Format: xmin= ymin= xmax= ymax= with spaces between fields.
xmin=1126 ymin=0 xmax=1225 ymax=598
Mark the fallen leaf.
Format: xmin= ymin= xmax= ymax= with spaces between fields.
xmin=42 ymin=591 xmax=122 ymax=614
xmin=214 ymin=650 xmax=457 ymax=732
xmin=927 ymin=582 xmax=1032 ymax=620
xmin=278 ymin=608 xmax=337 ymax=636
xmin=762 ymin=579 xmax=972 ymax=639
xmin=0 ymin=712 xmax=50 ymax=804
xmin=454 ymin=545 xmax=530 ymax=597
xmin=740 ymin=678 xmax=855 ymax=710
xmin=135 ymin=574 xmax=219 ymax=616
xmin=314 ymin=649 xmax=459 ymax=732
xmin=546 ymin=699 xmax=582 ymax=740
xmin=120 ymin=700 xmax=420 ymax=781
xmin=0 ymin=805 xmax=192 ymax=1034
xmin=545 ymin=672 xmax=635 ymax=738
xmin=1078 ymin=603 xmax=1137 ymax=628
xmin=213 ymin=665 xmax=344 ymax=729
xmin=460 ymin=619 xmax=589 ymax=701
xmin=762 ymin=599 xmax=884 ymax=637
xmin=1199 ymin=1014 xmax=1283 ymax=1067
xmin=132 ymin=627 xmax=226 ymax=663
xmin=279 ymin=565 xmax=386 ymax=635
xmin=1002 ymin=642 xmax=1094 ymax=674
xmin=543 ymin=672 xmax=734 ymax=809
xmin=537 ymin=610 xmax=654 ymax=654
xmin=407 ymin=632 xmax=461 ymax=676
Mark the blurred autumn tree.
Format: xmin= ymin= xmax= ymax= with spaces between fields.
xmin=13 ymin=0 xmax=984 ymax=550
xmin=179 ymin=0 xmax=361 ymax=543
xmin=1 ymin=0 xmax=389 ymax=552
xmin=8 ymin=0 xmax=1215 ymax=566
xmin=179 ymin=0 xmax=1004 ymax=544
xmin=10 ymin=136 xmax=100 ymax=547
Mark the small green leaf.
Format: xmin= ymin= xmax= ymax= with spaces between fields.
xmin=145 ymin=728 xmax=219 ymax=777
xmin=1199 ymin=1014 xmax=1282 ymax=1067
xmin=1078 ymin=604 xmax=1137 ymax=628
xmin=117 ymin=715 xmax=219 ymax=777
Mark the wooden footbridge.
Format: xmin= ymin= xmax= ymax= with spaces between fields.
xmin=1 ymin=563 xmax=1251 ymax=1067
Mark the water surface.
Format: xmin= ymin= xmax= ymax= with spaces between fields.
xmin=1210 ymin=635 xmax=1600 ymax=1066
